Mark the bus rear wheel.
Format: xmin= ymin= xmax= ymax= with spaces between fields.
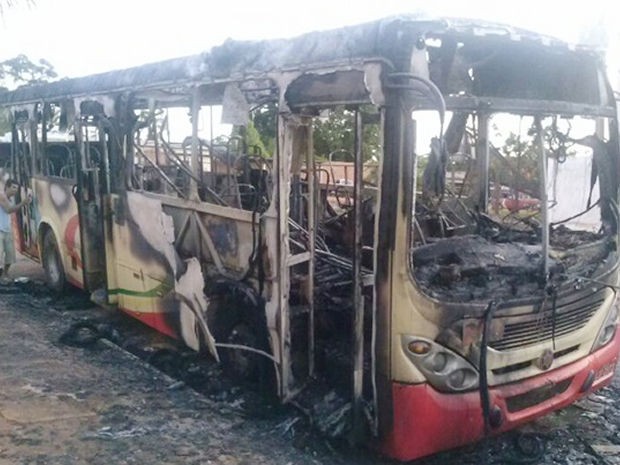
xmin=42 ymin=231 xmax=67 ymax=292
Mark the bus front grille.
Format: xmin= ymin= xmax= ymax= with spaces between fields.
xmin=489 ymin=291 xmax=606 ymax=351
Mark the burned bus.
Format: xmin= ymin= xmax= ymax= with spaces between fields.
xmin=0 ymin=15 xmax=618 ymax=461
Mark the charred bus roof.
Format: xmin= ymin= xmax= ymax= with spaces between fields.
xmin=0 ymin=15 xmax=614 ymax=115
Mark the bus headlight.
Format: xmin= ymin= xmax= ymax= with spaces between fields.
xmin=402 ymin=336 xmax=479 ymax=392
xmin=591 ymin=304 xmax=619 ymax=352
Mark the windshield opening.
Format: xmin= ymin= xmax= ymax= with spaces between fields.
xmin=410 ymin=109 xmax=618 ymax=303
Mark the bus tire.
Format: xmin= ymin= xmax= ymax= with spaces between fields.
xmin=42 ymin=231 xmax=67 ymax=293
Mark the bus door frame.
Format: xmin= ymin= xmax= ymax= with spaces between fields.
xmin=10 ymin=106 xmax=37 ymax=256
xmin=73 ymin=101 xmax=110 ymax=292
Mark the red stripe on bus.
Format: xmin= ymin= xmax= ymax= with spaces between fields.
xmin=64 ymin=215 xmax=83 ymax=269
xmin=119 ymin=307 xmax=178 ymax=339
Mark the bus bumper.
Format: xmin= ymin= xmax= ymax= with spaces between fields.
xmin=379 ymin=329 xmax=620 ymax=462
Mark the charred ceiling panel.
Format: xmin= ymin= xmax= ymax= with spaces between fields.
xmin=0 ymin=17 xmax=389 ymax=105
xmin=206 ymin=17 xmax=444 ymax=81
xmin=207 ymin=23 xmax=383 ymax=77
xmin=284 ymin=71 xmax=371 ymax=108
xmin=0 ymin=15 xmax=442 ymax=107
xmin=470 ymin=43 xmax=602 ymax=104
xmin=132 ymin=87 xmax=193 ymax=109
xmin=427 ymin=32 xmax=608 ymax=106
xmin=0 ymin=16 xmax=608 ymax=112
xmin=0 ymin=54 xmax=205 ymax=104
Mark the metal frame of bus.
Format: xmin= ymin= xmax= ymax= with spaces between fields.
xmin=0 ymin=15 xmax=619 ymax=462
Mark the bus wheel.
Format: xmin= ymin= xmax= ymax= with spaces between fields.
xmin=42 ymin=231 xmax=66 ymax=292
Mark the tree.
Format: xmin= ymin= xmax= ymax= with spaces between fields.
xmin=492 ymin=119 xmax=576 ymax=199
xmin=251 ymin=103 xmax=277 ymax=156
xmin=0 ymin=54 xmax=57 ymax=91
xmin=248 ymin=104 xmax=381 ymax=162
xmin=312 ymin=106 xmax=381 ymax=162
xmin=0 ymin=54 xmax=57 ymax=134
xmin=230 ymin=121 xmax=269 ymax=157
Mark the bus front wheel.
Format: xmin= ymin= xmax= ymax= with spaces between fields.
xmin=42 ymin=231 xmax=66 ymax=292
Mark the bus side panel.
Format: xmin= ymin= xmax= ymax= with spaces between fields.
xmin=11 ymin=205 xmax=34 ymax=258
xmin=106 ymin=191 xmax=262 ymax=358
xmin=161 ymin=203 xmax=256 ymax=276
xmin=161 ymin=201 xmax=262 ymax=341
xmin=106 ymin=193 xmax=163 ymax=325
xmin=32 ymin=177 xmax=84 ymax=288
xmin=106 ymin=192 xmax=213 ymax=353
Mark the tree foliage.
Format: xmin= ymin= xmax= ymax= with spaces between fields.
xmin=251 ymin=103 xmax=277 ymax=156
xmin=0 ymin=54 xmax=57 ymax=91
xmin=248 ymin=104 xmax=381 ymax=162
xmin=312 ymin=106 xmax=380 ymax=162
xmin=494 ymin=131 xmax=540 ymax=193
xmin=230 ymin=121 xmax=269 ymax=157
xmin=491 ymin=120 xmax=576 ymax=198
xmin=0 ymin=54 xmax=58 ymax=134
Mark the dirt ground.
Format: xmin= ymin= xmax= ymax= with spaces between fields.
xmin=2 ymin=254 xmax=620 ymax=465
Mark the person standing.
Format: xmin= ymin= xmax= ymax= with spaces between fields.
xmin=0 ymin=179 xmax=32 ymax=283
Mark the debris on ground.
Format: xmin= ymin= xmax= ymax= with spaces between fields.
xmin=3 ymin=273 xmax=620 ymax=465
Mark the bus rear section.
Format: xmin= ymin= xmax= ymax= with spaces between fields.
xmin=0 ymin=16 xmax=618 ymax=462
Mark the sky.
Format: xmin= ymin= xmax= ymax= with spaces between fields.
xmin=0 ymin=0 xmax=619 ymax=84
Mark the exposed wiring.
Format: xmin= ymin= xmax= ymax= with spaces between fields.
xmin=549 ymin=286 xmax=558 ymax=350
xmin=479 ymin=302 xmax=548 ymax=465
xmin=479 ymin=300 xmax=497 ymax=465
xmin=563 ymin=274 xmax=620 ymax=292
xmin=550 ymin=198 xmax=600 ymax=228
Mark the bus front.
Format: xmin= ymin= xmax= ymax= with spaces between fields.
xmin=376 ymin=20 xmax=620 ymax=461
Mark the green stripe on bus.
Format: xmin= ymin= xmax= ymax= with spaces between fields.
xmin=107 ymin=283 xmax=171 ymax=298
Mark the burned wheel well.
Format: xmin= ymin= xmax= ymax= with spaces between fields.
xmin=38 ymin=223 xmax=65 ymax=269
xmin=38 ymin=223 xmax=54 ymax=254
xmin=205 ymin=280 xmax=263 ymax=332
xmin=205 ymin=280 xmax=270 ymax=350
xmin=205 ymin=279 xmax=274 ymax=389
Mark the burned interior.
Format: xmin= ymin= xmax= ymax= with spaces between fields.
xmin=1 ymin=16 xmax=619 ymax=460
xmin=0 ymin=42 xmax=383 ymax=404
xmin=411 ymin=25 xmax=619 ymax=304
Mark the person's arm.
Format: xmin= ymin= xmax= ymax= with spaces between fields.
xmin=0 ymin=192 xmax=31 ymax=214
